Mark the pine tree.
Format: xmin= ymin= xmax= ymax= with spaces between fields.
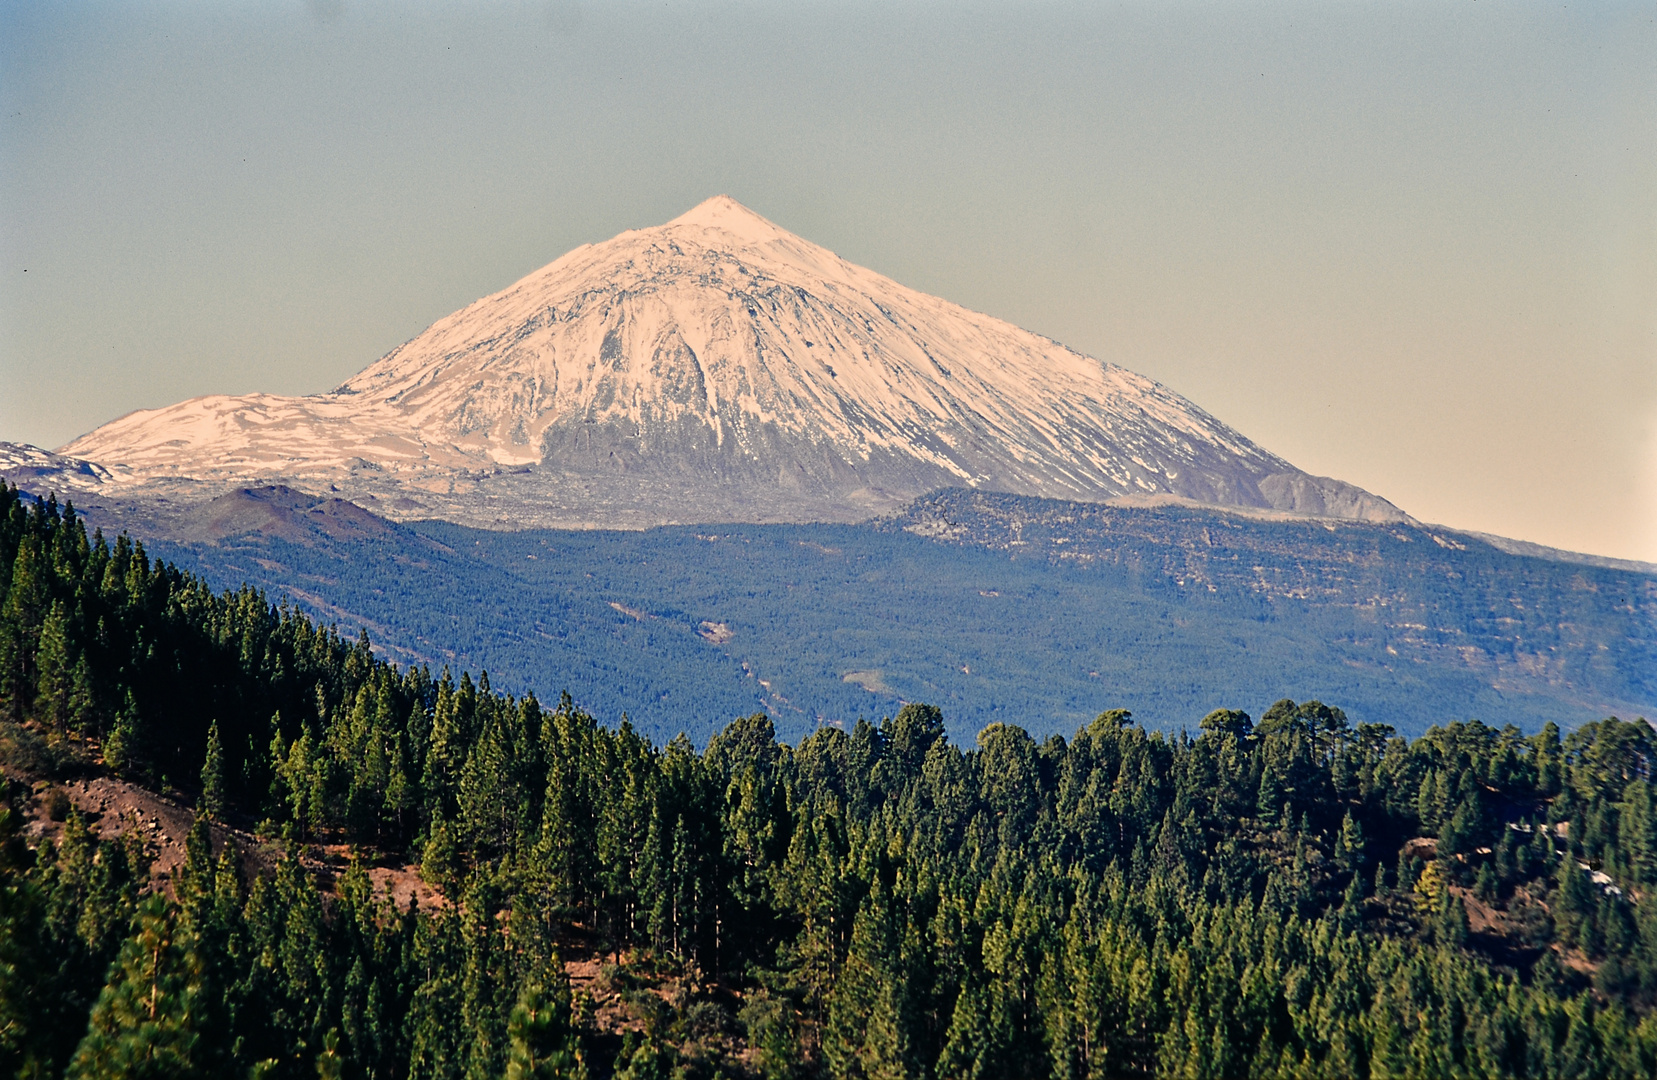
xmin=314 ymin=1028 xmax=343 ymax=1080
xmin=504 ymin=982 xmax=586 ymax=1080
xmin=421 ymin=813 xmax=463 ymax=899
xmin=1413 ymin=859 xmax=1446 ymax=919
xmin=0 ymin=534 xmax=47 ymax=721
xmin=824 ymin=881 xmax=916 ymax=1080
xmin=35 ymin=599 xmax=72 ymax=733
xmin=0 ymin=801 xmax=51 ymax=1076
xmin=104 ymin=691 xmax=143 ymax=776
xmin=611 ymin=1032 xmax=675 ymax=1080
xmin=68 ymin=651 xmax=97 ymax=735
xmin=200 ymin=721 xmax=227 ymax=820
xmin=937 ymin=975 xmax=996 ymax=1080
xmin=66 ymin=895 xmax=206 ymax=1080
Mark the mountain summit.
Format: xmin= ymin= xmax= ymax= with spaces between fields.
xmin=61 ymin=196 xmax=1405 ymax=527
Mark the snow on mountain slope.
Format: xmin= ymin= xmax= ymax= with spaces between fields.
xmin=0 ymin=442 xmax=122 ymax=492
xmin=61 ymin=196 xmax=1407 ymax=528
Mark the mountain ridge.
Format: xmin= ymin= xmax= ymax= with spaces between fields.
xmin=13 ymin=438 xmax=1656 ymax=577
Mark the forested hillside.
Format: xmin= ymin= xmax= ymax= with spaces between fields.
xmin=70 ymin=478 xmax=1652 ymax=744
xmin=4 ymin=483 xmax=1657 ymax=1079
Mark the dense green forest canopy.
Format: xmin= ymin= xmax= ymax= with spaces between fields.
xmin=3 ymin=485 xmax=1657 ymax=1079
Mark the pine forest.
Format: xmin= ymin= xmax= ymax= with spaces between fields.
xmin=4 ymin=483 xmax=1657 ymax=1079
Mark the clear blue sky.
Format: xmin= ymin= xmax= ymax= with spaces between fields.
xmin=2 ymin=1 xmax=1653 ymax=560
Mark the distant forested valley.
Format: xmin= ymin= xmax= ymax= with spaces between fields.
xmin=5 ymin=485 xmax=1657 ymax=1078
xmin=92 ymin=483 xmax=1656 ymax=746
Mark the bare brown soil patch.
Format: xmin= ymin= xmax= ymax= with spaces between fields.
xmin=11 ymin=763 xmax=433 ymax=913
xmin=17 ymin=772 xmax=276 ymax=894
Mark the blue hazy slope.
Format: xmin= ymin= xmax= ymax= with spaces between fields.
xmin=134 ymin=489 xmax=1654 ymax=745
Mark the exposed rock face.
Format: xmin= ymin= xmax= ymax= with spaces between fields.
xmin=59 ymin=196 xmax=1408 ymax=528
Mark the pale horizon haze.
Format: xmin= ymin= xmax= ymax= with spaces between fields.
xmin=2 ymin=1 xmax=1653 ymax=561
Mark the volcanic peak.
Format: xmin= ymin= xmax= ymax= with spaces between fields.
xmin=56 ymin=197 xmax=1409 ymax=529
xmin=665 ymin=194 xmax=794 ymax=246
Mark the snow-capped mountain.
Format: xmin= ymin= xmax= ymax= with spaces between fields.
xmin=0 ymin=442 xmax=122 ymax=493
xmin=58 ymin=196 xmax=1406 ymax=528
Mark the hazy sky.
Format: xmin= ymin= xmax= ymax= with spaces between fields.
xmin=3 ymin=1 xmax=1653 ymax=560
